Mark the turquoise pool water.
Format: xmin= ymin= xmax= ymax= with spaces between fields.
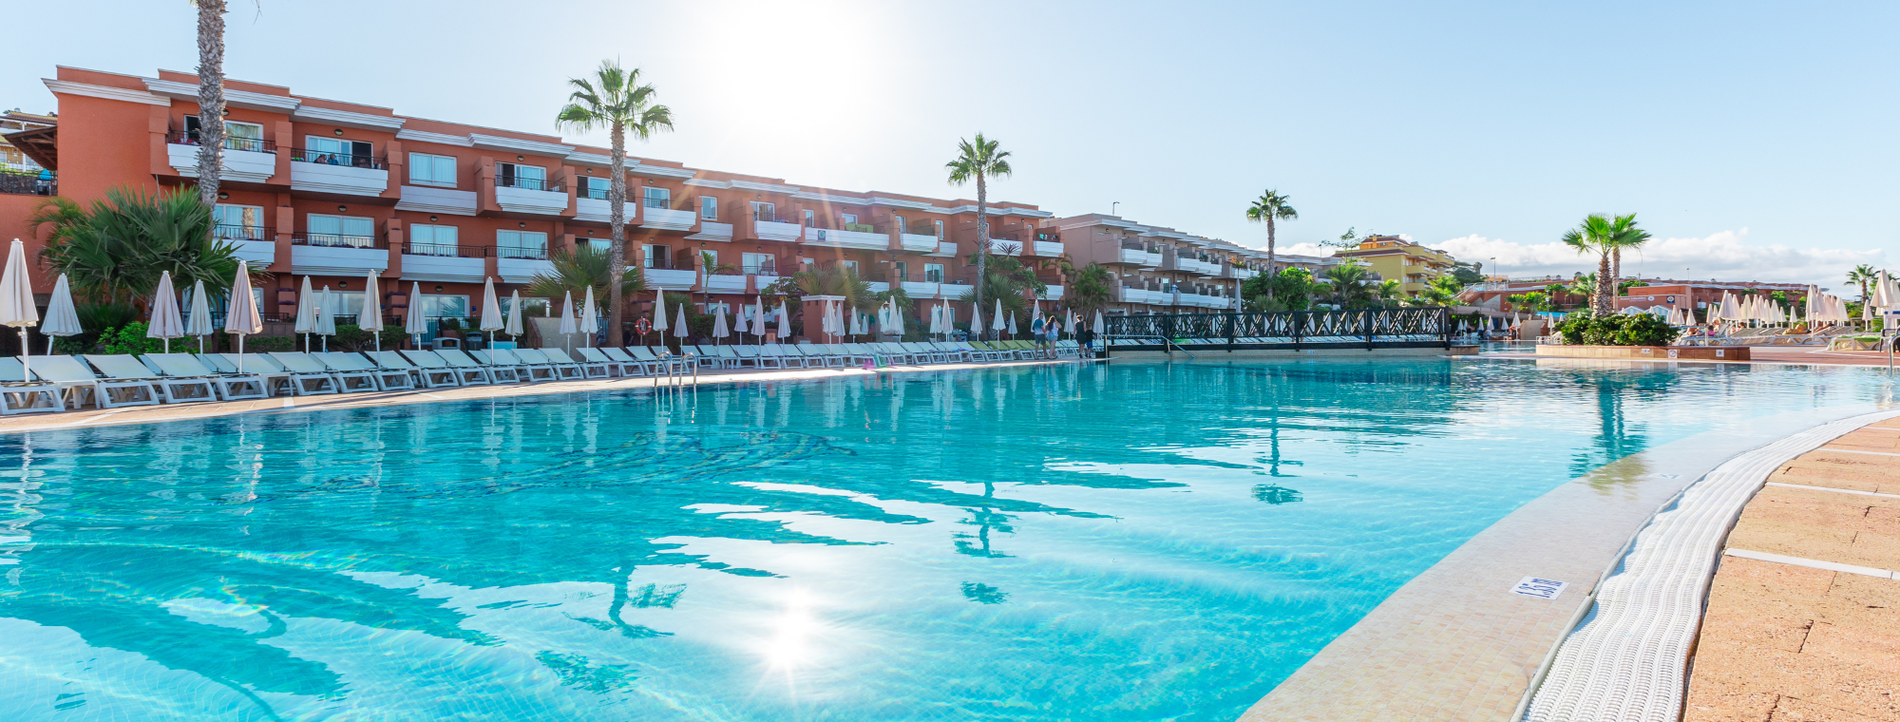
xmin=0 ymin=359 xmax=1891 ymax=721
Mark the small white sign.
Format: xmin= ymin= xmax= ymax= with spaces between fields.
xmin=1512 ymin=577 xmax=1568 ymax=600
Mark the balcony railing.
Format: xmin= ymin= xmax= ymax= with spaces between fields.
xmin=212 ymin=223 xmax=268 ymax=242
xmin=404 ymin=242 xmax=487 ymax=258
xmin=0 ymin=171 xmax=56 ymax=196
xmin=496 ymin=176 xmax=564 ymax=192
xmin=642 ymin=256 xmax=697 ymax=271
xmin=742 ymin=263 xmax=778 ymax=276
xmin=642 ymin=196 xmax=674 ymax=210
xmin=291 ymin=231 xmax=386 ymax=249
xmin=167 ymin=130 xmax=276 ymax=154
xmin=289 ymin=148 xmax=386 ymax=169
xmin=579 ymin=185 xmax=609 ymax=200
xmin=987 ymin=229 xmax=1024 ymax=242
xmin=1120 ymin=240 xmax=1155 ymax=252
xmin=752 ymin=210 xmax=779 ymax=223
xmin=497 ymin=245 xmax=550 ymax=260
xmin=1034 ymin=231 xmax=1061 ymax=243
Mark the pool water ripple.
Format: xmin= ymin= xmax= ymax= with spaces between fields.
xmin=0 ymin=359 xmax=1890 ymax=721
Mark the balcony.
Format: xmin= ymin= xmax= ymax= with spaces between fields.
xmin=639 ymin=199 xmax=696 ymax=231
xmin=865 ymin=281 xmax=890 ymax=293
xmin=400 ymin=242 xmax=486 ymax=284
xmin=1031 ymin=240 xmax=1063 ymax=257
xmin=166 ymin=131 xmax=276 ymax=183
xmin=803 ymin=223 xmax=887 ymax=251
xmin=397 ymin=184 xmax=477 ymax=216
xmin=574 ymin=196 xmax=635 ymax=224
xmin=494 ymin=177 xmax=569 ymax=216
xmin=288 ymin=148 xmax=389 ymax=197
xmin=686 ymin=221 xmax=734 ymax=242
xmin=901 ymin=281 xmax=941 ymax=298
xmin=983 ymin=239 xmax=1023 ymax=256
xmin=1226 ymin=266 xmax=1257 ymax=280
xmin=1042 ymin=285 xmax=1065 ymax=301
xmin=495 ymin=245 xmax=553 ymax=284
xmin=924 ymin=240 xmax=958 ymax=257
xmin=289 ymin=231 xmax=388 ymax=276
xmin=212 ymin=224 xmax=275 ymax=266
xmin=0 ymin=171 xmax=55 ymax=197
xmin=1178 ymin=258 xmax=1219 ymax=276
xmin=752 ymin=213 xmax=803 ymax=243
xmin=940 ymin=280 xmax=973 ymax=299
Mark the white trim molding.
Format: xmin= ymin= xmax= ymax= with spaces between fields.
xmin=42 ymin=79 xmax=170 ymax=107
xmin=469 ymin=133 xmax=574 ymax=158
xmin=394 ymin=129 xmax=474 ymax=148
xmin=291 ymin=105 xmax=405 ymax=132
xmin=143 ymin=78 xmax=301 ymax=112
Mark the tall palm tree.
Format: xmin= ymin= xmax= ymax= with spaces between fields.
xmin=192 ymin=0 xmax=228 ymax=207
xmin=946 ymin=134 xmax=1012 ymax=336
xmin=35 ymin=187 xmax=247 ymax=306
xmin=556 ymin=60 xmax=673 ymax=347
xmin=1561 ymin=214 xmax=1616 ymax=315
xmin=1601 ymin=213 xmax=1651 ymax=288
xmin=1323 ymin=263 xmax=1376 ymax=308
xmin=1067 ymin=263 xmax=1114 ymax=319
xmin=1245 ymin=190 xmax=1298 ymax=299
xmin=1847 ymin=264 xmax=1879 ymax=305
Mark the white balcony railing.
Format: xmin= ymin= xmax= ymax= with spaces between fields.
xmin=289 ymin=162 xmax=388 ymax=197
xmin=644 ymin=268 xmax=696 ymax=289
xmin=496 ymin=257 xmax=554 ymax=285
xmin=1032 ymin=240 xmax=1063 ymax=257
xmin=804 ymin=227 xmax=887 ymax=251
xmin=899 ymin=233 xmax=939 ymax=253
xmin=495 ymin=185 xmax=569 ymax=216
xmin=401 ymin=253 xmax=485 ymax=284
xmin=753 ymin=220 xmax=802 ymax=242
xmin=640 ymin=206 xmax=697 ymax=232
xmin=168 ymin=143 xmax=275 ymax=183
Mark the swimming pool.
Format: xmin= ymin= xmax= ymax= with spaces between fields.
xmin=0 ymin=359 xmax=1890 ymax=721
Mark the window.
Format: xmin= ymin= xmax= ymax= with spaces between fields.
xmin=306 ymin=214 xmax=376 ymax=248
xmin=802 ymin=209 xmax=815 ymax=226
xmin=588 ymin=238 xmax=611 ymax=252
xmin=700 ymin=196 xmax=718 ymax=220
xmin=409 ymin=152 xmax=457 ymax=187
xmin=742 ymin=252 xmax=775 ymax=275
xmin=416 ymin=294 xmax=470 ymax=319
xmin=924 ymin=263 xmax=945 ymax=283
xmin=751 ymin=201 xmax=775 ymax=222
xmin=702 ymin=301 xmax=731 ymax=316
xmin=840 ymin=260 xmax=859 ymax=274
xmin=892 ymin=261 xmax=908 ymax=282
xmin=408 ymin=224 xmax=459 ymax=256
xmin=577 ymin=176 xmax=609 ymax=200
xmin=502 ymin=296 xmax=550 ymax=318
xmin=185 ymin=116 xmax=265 ymax=151
xmin=497 ymin=162 xmax=547 ymax=191
xmin=497 ymin=230 xmax=548 ymax=259
xmin=700 ymin=249 xmax=719 ymax=270
xmin=643 ymin=186 xmax=670 ymax=209
xmin=212 ymin=204 xmax=266 ymax=241
xmin=643 ymin=244 xmax=670 ymax=269
xmin=934 ymin=220 xmax=944 ymax=238
xmin=302 ymin=136 xmax=373 ymax=167
xmin=840 ymin=213 xmax=857 ymax=225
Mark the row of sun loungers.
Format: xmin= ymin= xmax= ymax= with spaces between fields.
xmin=0 ymin=340 xmax=1078 ymax=416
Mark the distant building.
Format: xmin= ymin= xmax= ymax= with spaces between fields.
xmin=1459 ymin=276 xmax=1810 ymax=314
xmin=1 ymin=109 xmax=56 ymax=174
xmin=1330 ymin=235 xmax=1457 ymax=297
xmin=1051 ymin=213 xmax=1335 ymax=314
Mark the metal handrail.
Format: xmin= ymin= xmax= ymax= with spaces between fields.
xmin=167 ymin=130 xmax=276 ymax=153
xmin=495 ymin=176 xmax=564 ymax=192
xmin=288 ymin=148 xmax=386 ymax=169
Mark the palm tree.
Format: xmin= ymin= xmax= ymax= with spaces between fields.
xmin=1602 ymin=213 xmax=1651 ymax=288
xmin=556 ymin=60 xmax=674 ymax=347
xmin=35 ymin=187 xmax=247 ymax=306
xmin=1067 ymin=263 xmax=1114 ymax=319
xmin=696 ymin=249 xmax=735 ymax=309
xmin=1323 ymin=263 xmax=1376 ymax=308
xmin=1561 ymin=214 xmax=1615 ymax=315
xmin=789 ymin=265 xmax=876 ymax=312
xmin=1245 ymin=190 xmax=1298 ymax=298
xmin=1847 ymin=264 xmax=1879 ymax=305
xmin=526 ymin=245 xmax=645 ymax=306
xmin=192 ymin=0 xmax=228 ymax=208
xmin=945 ymin=134 xmax=1012 ymax=335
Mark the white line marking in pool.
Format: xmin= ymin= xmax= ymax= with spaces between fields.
xmin=1765 ymin=482 xmax=1900 ymax=499
xmin=1511 ymin=577 xmax=1567 ymax=600
xmin=1724 ymin=548 xmax=1898 ymax=580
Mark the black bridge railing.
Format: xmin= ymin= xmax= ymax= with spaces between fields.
xmin=1101 ymin=307 xmax=1455 ymax=352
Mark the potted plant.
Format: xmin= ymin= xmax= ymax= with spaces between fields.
xmin=436 ymin=316 xmax=464 ymax=341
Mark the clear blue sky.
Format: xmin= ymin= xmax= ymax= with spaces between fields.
xmin=8 ymin=0 xmax=1894 ymax=287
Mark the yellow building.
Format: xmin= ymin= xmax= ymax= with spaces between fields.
xmin=1331 ymin=235 xmax=1457 ymax=296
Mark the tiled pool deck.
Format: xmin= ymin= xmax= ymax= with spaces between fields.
xmin=1683 ymin=421 xmax=1900 ymax=721
xmin=1242 ymin=404 xmax=1897 ymax=722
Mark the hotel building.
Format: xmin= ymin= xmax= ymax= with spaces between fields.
xmin=1330 ymin=235 xmax=1458 ymax=297
xmin=1052 ymin=213 xmax=1336 ymax=314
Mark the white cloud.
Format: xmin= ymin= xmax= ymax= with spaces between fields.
xmin=1427 ymin=230 xmax=1885 ymax=289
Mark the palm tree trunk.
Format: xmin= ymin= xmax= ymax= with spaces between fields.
xmin=194 ymin=0 xmax=227 ymax=207
xmin=1264 ymin=217 xmax=1277 ymax=300
xmin=607 ymin=120 xmax=627 ymax=347
xmin=1596 ymin=252 xmax=1612 ymax=315
xmin=1611 ymin=247 xmax=1621 ymax=290
xmin=975 ymin=173 xmax=988 ymax=340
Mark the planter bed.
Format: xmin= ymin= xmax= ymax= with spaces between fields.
xmin=1535 ymin=345 xmax=1750 ymax=361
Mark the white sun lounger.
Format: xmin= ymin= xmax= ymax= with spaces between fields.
xmin=197 ymin=354 xmax=290 ymax=396
xmin=233 ymin=354 xmax=337 ymax=395
xmin=403 ymin=349 xmax=487 ymax=386
xmin=514 ymin=348 xmax=580 ymax=380
xmin=795 ymin=343 xmax=843 ymax=368
xmin=731 ymin=345 xmax=774 ymax=369
xmin=647 ymin=346 xmax=688 ymax=374
xmin=489 ymin=348 xmax=555 ymax=382
xmin=901 ymin=342 xmax=947 ymax=364
xmin=84 ymin=354 xmax=215 ymax=404
xmin=24 ymin=355 xmax=157 ymax=409
xmin=145 ymin=353 xmax=268 ymax=400
xmin=544 ymin=347 xmax=609 ymax=378
xmin=442 ymin=349 xmax=508 ymax=384
xmin=761 ymin=344 xmax=806 ymax=369
xmin=579 ymin=347 xmax=636 ymax=376
xmin=369 ymin=351 xmax=456 ymax=388
xmin=270 ymin=352 xmax=373 ymax=393
xmin=0 ymin=358 xmax=61 ymax=415
xmin=602 ymin=347 xmax=653 ymax=376
xmin=317 ymin=352 xmax=412 ymax=392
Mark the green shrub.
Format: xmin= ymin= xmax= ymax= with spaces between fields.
xmin=1555 ymin=313 xmax=1680 ymax=347
xmin=329 ymin=324 xmax=405 ymax=352
xmin=238 ymin=335 xmax=295 ymax=353
xmin=99 ymin=323 xmax=170 ymax=355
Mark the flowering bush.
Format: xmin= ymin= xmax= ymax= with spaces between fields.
xmin=1555 ymin=313 xmax=1680 ymax=347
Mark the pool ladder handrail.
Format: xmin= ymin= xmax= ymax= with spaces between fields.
xmin=1163 ymin=337 xmax=1196 ymax=360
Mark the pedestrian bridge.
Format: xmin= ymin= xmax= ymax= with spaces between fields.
xmin=1101 ymin=307 xmax=1462 ymax=354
